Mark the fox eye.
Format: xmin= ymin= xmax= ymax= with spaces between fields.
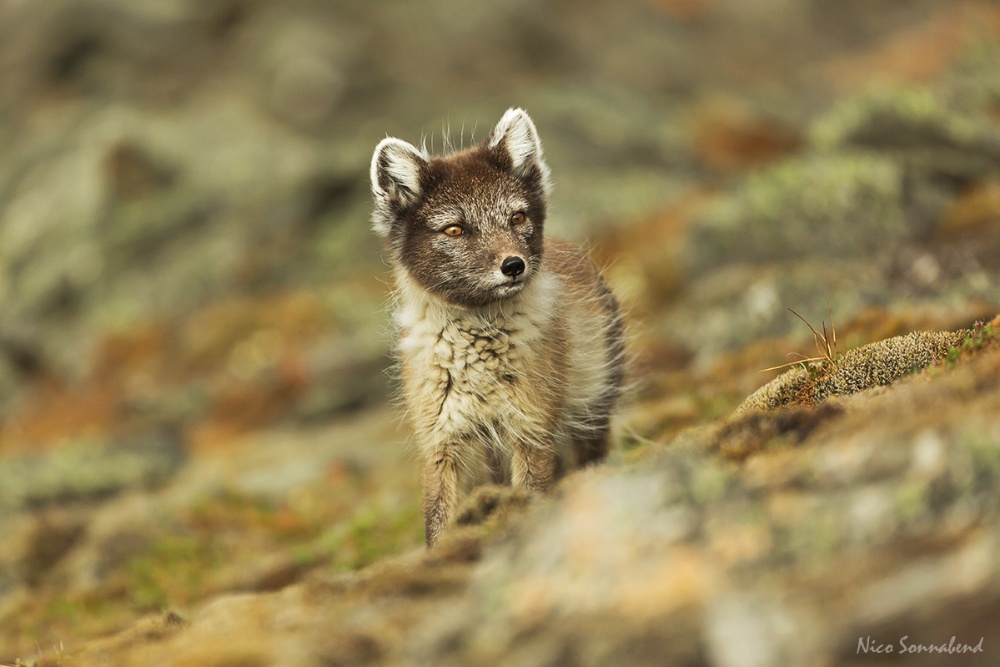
xmin=442 ymin=225 xmax=464 ymax=236
xmin=510 ymin=211 xmax=526 ymax=224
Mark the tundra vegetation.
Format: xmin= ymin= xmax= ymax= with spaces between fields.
xmin=1 ymin=1 xmax=1000 ymax=666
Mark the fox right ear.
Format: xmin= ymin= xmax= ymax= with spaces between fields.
xmin=371 ymin=138 xmax=428 ymax=238
xmin=487 ymin=108 xmax=552 ymax=198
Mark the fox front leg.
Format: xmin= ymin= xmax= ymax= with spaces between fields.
xmin=511 ymin=440 xmax=557 ymax=493
xmin=422 ymin=449 xmax=460 ymax=547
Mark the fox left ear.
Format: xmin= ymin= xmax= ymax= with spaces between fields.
xmin=488 ymin=108 xmax=552 ymax=197
xmin=370 ymin=137 xmax=428 ymax=239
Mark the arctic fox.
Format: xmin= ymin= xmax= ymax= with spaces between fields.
xmin=370 ymin=108 xmax=624 ymax=546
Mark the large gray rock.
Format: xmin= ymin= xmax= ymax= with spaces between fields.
xmin=683 ymin=153 xmax=906 ymax=279
xmin=0 ymin=431 xmax=185 ymax=511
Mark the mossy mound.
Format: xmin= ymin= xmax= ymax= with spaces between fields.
xmin=736 ymin=328 xmax=972 ymax=414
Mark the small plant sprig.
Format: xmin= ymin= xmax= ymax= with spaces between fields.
xmin=938 ymin=317 xmax=998 ymax=368
xmin=762 ymin=307 xmax=839 ymax=373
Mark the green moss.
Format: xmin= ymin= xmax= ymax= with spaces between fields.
xmin=947 ymin=346 xmax=961 ymax=364
xmin=126 ymin=533 xmax=224 ymax=610
xmin=942 ymin=318 xmax=999 ymax=368
xmin=323 ymin=499 xmax=423 ymax=573
xmin=39 ymin=595 xmax=114 ymax=629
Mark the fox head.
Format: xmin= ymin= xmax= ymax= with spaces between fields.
xmin=370 ymin=108 xmax=553 ymax=308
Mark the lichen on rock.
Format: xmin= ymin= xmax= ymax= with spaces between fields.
xmin=810 ymin=86 xmax=1000 ymax=168
xmin=683 ymin=153 xmax=907 ymax=279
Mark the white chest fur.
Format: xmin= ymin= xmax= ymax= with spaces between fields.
xmin=395 ymin=272 xmax=560 ymax=448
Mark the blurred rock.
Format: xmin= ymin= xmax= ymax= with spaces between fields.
xmin=811 ymin=87 xmax=1000 ymax=177
xmin=0 ymin=0 xmax=247 ymax=109
xmin=0 ymin=431 xmax=184 ymax=511
xmin=254 ymin=14 xmax=358 ymax=131
xmin=103 ymin=140 xmax=176 ymax=202
xmin=683 ymin=154 xmax=906 ymax=278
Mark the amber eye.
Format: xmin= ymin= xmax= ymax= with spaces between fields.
xmin=442 ymin=225 xmax=464 ymax=236
xmin=510 ymin=211 xmax=526 ymax=224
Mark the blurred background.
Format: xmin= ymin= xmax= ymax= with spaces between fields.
xmin=1 ymin=0 xmax=1000 ymax=659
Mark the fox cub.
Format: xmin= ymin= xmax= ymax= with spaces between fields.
xmin=370 ymin=108 xmax=624 ymax=546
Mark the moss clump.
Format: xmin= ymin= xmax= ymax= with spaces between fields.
xmin=737 ymin=328 xmax=971 ymax=414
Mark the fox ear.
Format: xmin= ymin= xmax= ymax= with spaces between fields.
xmin=488 ymin=108 xmax=552 ymax=196
xmin=371 ymin=137 xmax=428 ymax=238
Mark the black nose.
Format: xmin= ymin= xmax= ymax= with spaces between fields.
xmin=500 ymin=256 xmax=525 ymax=277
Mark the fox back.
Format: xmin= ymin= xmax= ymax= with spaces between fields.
xmin=370 ymin=108 xmax=624 ymax=546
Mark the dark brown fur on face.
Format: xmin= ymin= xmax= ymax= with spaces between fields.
xmin=392 ymin=148 xmax=548 ymax=308
xmin=371 ymin=109 xmax=624 ymax=546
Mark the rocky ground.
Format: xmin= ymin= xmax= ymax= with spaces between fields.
xmin=2 ymin=0 xmax=1000 ymax=665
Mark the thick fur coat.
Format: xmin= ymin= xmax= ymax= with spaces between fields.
xmin=371 ymin=109 xmax=624 ymax=546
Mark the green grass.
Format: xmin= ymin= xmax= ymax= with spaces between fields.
xmin=127 ymin=533 xmax=224 ymax=610
xmin=323 ymin=499 xmax=423 ymax=573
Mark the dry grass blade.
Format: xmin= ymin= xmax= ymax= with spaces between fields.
xmin=788 ymin=307 xmax=839 ymax=366
xmin=760 ymin=307 xmax=840 ymax=373
xmin=760 ymin=353 xmax=829 ymax=373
